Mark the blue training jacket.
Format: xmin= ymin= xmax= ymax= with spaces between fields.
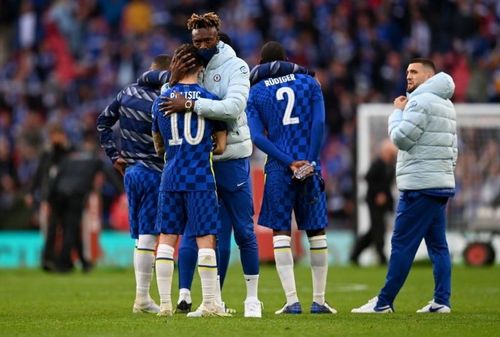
xmin=96 ymin=70 xmax=168 ymax=172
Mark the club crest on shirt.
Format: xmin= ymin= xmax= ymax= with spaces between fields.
xmin=213 ymin=74 xmax=221 ymax=82
xmin=240 ymin=66 xmax=248 ymax=74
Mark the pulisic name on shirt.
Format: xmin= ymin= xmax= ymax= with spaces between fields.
xmin=169 ymin=91 xmax=202 ymax=99
xmin=264 ymin=74 xmax=296 ymax=87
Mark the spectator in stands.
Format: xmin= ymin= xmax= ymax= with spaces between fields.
xmin=0 ymin=0 xmax=497 ymax=236
xmin=122 ymin=0 xmax=153 ymax=36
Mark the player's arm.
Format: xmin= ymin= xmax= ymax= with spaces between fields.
xmin=212 ymin=130 xmax=227 ymax=155
xmin=306 ymin=82 xmax=325 ymax=162
xmin=98 ymin=159 xmax=124 ymax=193
xmin=250 ymin=61 xmax=314 ymax=86
xmin=152 ymin=132 xmax=165 ymax=157
xmin=388 ymin=97 xmax=428 ymax=151
xmin=193 ymin=60 xmax=250 ymax=122
xmin=159 ymin=54 xmax=247 ymax=121
xmin=211 ymin=120 xmax=227 ymax=155
xmin=247 ymin=98 xmax=294 ymax=166
xmin=96 ymin=94 xmax=122 ymax=163
xmin=137 ymin=70 xmax=170 ymax=87
xmin=151 ymin=99 xmax=165 ymax=157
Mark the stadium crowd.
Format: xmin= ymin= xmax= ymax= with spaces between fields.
xmin=0 ymin=0 xmax=499 ymax=230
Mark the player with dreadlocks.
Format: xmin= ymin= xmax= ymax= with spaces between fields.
xmin=161 ymin=12 xmax=262 ymax=318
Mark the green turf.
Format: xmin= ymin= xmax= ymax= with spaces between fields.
xmin=1 ymin=264 xmax=499 ymax=337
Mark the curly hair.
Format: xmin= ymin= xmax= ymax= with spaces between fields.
xmin=186 ymin=12 xmax=221 ymax=31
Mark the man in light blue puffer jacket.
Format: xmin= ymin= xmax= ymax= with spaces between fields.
xmin=352 ymin=58 xmax=457 ymax=314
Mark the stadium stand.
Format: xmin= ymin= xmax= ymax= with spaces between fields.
xmin=0 ymin=0 xmax=498 ymax=233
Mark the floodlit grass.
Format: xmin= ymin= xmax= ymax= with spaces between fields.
xmin=1 ymin=264 xmax=499 ymax=337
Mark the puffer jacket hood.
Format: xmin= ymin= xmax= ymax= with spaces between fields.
xmin=409 ymin=72 xmax=455 ymax=100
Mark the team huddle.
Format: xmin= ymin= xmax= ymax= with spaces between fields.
xmin=97 ymin=11 xmax=458 ymax=318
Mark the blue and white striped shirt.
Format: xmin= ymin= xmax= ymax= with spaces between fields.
xmin=97 ymin=70 xmax=169 ymax=172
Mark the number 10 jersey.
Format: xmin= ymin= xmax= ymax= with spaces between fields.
xmin=152 ymin=83 xmax=223 ymax=191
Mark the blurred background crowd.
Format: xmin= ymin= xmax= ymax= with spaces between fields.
xmin=0 ymin=0 xmax=499 ymax=231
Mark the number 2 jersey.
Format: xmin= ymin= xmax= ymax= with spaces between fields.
xmin=246 ymin=73 xmax=325 ymax=173
xmin=151 ymin=83 xmax=223 ymax=192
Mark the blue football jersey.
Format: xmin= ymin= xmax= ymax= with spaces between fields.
xmin=152 ymin=83 xmax=223 ymax=191
xmin=247 ymin=73 xmax=324 ymax=172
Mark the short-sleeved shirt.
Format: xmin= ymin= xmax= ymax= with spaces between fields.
xmin=152 ymin=83 xmax=224 ymax=191
xmin=246 ymin=73 xmax=323 ymax=173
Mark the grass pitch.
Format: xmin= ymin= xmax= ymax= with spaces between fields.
xmin=1 ymin=264 xmax=499 ymax=337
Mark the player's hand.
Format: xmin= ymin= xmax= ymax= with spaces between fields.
xmin=168 ymin=51 xmax=196 ymax=86
xmin=289 ymin=160 xmax=310 ymax=173
xmin=393 ymin=96 xmax=408 ymax=110
xmin=290 ymin=160 xmax=316 ymax=181
xmin=159 ymin=93 xmax=188 ymax=115
xmin=113 ymin=157 xmax=127 ymax=176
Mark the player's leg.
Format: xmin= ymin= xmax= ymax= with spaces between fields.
xmin=296 ymin=175 xmax=336 ymax=314
xmin=305 ymin=229 xmax=336 ymax=314
xmin=219 ymin=182 xmax=261 ymax=317
xmin=174 ymin=204 xmax=232 ymax=315
xmin=155 ymin=191 xmax=185 ymax=317
xmin=272 ymin=230 xmax=302 ymax=314
xmin=376 ymin=192 xmax=436 ymax=309
xmin=213 ymin=199 xmax=235 ymax=314
xmin=194 ymin=234 xmax=219 ymax=315
xmin=419 ymin=196 xmax=451 ymax=313
xmin=132 ymin=234 xmax=158 ymax=313
xmin=260 ymin=170 xmax=300 ymax=314
xmin=156 ymin=233 xmax=178 ymax=317
xmin=126 ymin=166 xmax=160 ymax=314
xmin=185 ymin=191 xmax=229 ymax=317
xmin=177 ymin=192 xmax=201 ymax=313
xmin=216 ymin=200 xmax=232 ymax=288
xmin=177 ymin=234 xmax=197 ymax=312
xmin=214 ymin=158 xmax=260 ymax=316
xmin=176 ymin=200 xmax=231 ymax=314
